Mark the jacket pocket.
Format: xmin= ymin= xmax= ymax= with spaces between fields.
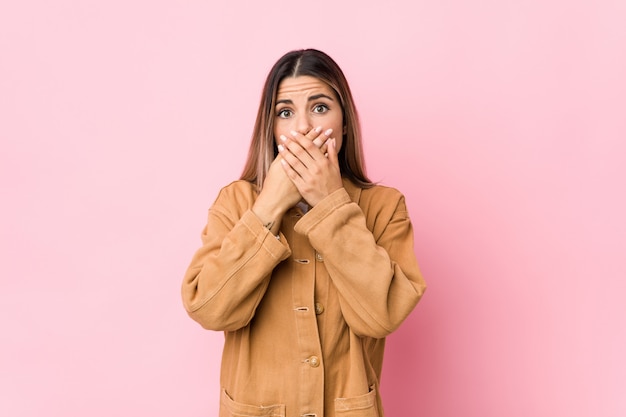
xmin=334 ymin=386 xmax=379 ymax=417
xmin=220 ymin=389 xmax=286 ymax=417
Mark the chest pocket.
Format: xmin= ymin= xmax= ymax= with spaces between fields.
xmin=220 ymin=389 xmax=285 ymax=417
xmin=334 ymin=386 xmax=379 ymax=417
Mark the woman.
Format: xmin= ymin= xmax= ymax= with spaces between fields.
xmin=182 ymin=49 xmax=426 ymax=417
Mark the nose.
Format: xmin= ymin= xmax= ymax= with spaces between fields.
xmin=294 ymin=113 xmax=313 ymax=135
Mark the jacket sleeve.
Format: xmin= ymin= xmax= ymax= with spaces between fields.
xmin=181 ymin=185 xmax=291 ymax=331
xmin=294 ymin=186 xmax=426 ymax=339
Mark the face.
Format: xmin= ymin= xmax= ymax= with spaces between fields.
xmin=274 ymin=75 xmax=344 ymax=151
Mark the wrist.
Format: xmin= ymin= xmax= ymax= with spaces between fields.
xmin=252 ymin=205 xmax=285 ymax=235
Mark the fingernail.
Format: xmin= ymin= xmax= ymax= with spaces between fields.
xmin=325 ymin=128 xmax=333 ymax=136
xmin=277 ymin=144 xmax=284 ymax=152
xmin=315 ymin=126 xmax=322 ymax=133
xmin=290 ymin=130 xmax=298 ymax=137
xmin=280 ymin=135 xmax=287 ymax=142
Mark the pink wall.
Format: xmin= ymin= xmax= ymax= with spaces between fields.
xmin=1 ymin=1 xmax=624 ymax=416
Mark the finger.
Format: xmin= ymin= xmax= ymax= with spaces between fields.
xmin=289 ymin=130 xmax=326 ymax=162
xmin=288 ymin=126 xmax=321 ymax=149
xmin=306 ymin=125 xmax=323 ymax=140
xmin=326 ymin=138 xmax=339 ymax=165
xmin=290 ymin=127 xmax=330 ymax=150
xmin=283 ymin=130 xmax=312 ymax=160
xmin=278 ymin=141 xmax=309 ymax=173
xmin=285 ymin=131 xmax=319 ymax=166
xmin=279 ymin=152 xmax=308 ymax=187
xmin=312 ymin=128 xmax=333 ymax=148
xmin=319 ymin=132 xmax=333 ymax=156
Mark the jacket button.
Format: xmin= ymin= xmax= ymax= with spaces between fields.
xmin=314 ymin=303 xmax=324 ymax=315
xmin=308 ymin=356 xmax=320 ymax=368
xmin=315 ymin=252 xmax=324 ymax=262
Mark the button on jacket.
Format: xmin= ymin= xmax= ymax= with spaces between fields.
xmin=182 ymin=178 xmax=426 ymax=417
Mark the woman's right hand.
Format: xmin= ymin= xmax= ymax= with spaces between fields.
xmin=258 ymin=155 xmax=302 ymax=214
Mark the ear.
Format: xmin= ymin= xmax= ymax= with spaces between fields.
xmin=343 ymin=125 xmax=347 ymax=135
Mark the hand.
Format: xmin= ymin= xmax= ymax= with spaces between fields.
xmin=251 ymin=156 xmax=299 ymax=235
xmin=252 ymin=127 xmax=332 ymax=233
xmin=277 ymin=127 xmax=343 ymax=207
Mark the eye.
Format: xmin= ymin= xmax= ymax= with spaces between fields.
xmin=313 ymin=104 xmax=329 ymax=114
xmin=277 ymin=109 xmax=293 ymax=118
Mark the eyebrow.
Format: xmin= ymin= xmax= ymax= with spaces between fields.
xmin=276 ymin=93 xmax=335 ymax=105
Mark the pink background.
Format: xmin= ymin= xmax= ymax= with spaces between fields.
xmin=1 ymin=1 xmax=625 ymax=416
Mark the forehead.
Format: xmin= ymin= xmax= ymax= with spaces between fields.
xmin=276 ymin=75 xmax=335 ymax=98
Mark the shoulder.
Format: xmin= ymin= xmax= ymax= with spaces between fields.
xmin=360 ymin=183 xmax=405 ymax=201
xmin=358 ymin=184 xmax=408 ymax=214
xmin=211 ymin=180 xmax=258 ymax=213
xmin=346 ymin=183 xmax=411 ymax=238
xmin=343 ymin=181 xmax=410 ymax=232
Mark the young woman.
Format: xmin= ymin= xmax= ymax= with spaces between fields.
xmin=182 ymin=49 xmax=426 ymax=417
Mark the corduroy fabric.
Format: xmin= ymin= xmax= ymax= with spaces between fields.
xmin=182 ymin=178 xmax=426 ymax=417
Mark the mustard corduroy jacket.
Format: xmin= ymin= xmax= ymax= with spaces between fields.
xmin=182 ymin=178 xmax=426 ymax=417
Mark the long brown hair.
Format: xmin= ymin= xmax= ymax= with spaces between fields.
xmin=240 ymin=49 xmax=373 ymax=190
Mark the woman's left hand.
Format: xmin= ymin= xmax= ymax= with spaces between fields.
xmin=277 ymin=129 xmax=343 ymax=207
